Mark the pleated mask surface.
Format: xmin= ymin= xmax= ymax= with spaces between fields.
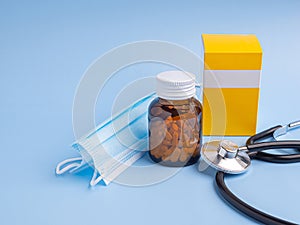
xmin=56 ymin=93 xmax=155 ymax=186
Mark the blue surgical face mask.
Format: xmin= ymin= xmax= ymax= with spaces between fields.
xmin=56 ymin=93 xmax=156 ymax=186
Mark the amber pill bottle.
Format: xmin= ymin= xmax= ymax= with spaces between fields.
xmin=148 ymin=71 xmax=202 ymax=167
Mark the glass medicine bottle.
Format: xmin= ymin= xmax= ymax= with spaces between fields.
xmin=148 ymin=71 xmax=202 ymax=167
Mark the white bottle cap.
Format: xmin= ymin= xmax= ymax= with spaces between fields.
xmin=156 ymin=71 xmax=196 ymax=100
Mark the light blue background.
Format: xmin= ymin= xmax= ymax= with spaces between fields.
xmin=1 ymin=0 xmax=300 ymax=224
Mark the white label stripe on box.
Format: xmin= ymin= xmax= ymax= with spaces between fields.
xmin=204 ymin=70 xmax=261 ymax=88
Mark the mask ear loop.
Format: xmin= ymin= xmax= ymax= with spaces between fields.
xmin=55 ymin=157 xmax=83 ymax=175
xmin=90 ymin=169 xmax=103 ymax=187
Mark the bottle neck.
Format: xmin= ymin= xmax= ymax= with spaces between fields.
xmin=158 ymin=97 xmax=195 ymax=106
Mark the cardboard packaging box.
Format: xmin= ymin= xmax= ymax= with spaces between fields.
xmin=202 ymin=34 xmax=262 ymax=136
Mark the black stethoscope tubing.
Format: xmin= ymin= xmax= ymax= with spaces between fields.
xmin=215 ymin=125 xmax=300 ymax=225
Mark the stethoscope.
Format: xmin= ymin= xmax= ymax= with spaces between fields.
xmin=200 ymin=121 xmax=300 ymax=225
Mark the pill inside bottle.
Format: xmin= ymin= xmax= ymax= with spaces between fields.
xmin=148 ymin=71 xmax=202 ymax=167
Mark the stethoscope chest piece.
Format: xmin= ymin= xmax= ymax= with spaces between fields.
xmin=201 ymin=140 xmax=251 ymax=174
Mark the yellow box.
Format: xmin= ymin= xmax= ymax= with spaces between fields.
xmin=202 ymin=34 xmax=262 ymax=136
